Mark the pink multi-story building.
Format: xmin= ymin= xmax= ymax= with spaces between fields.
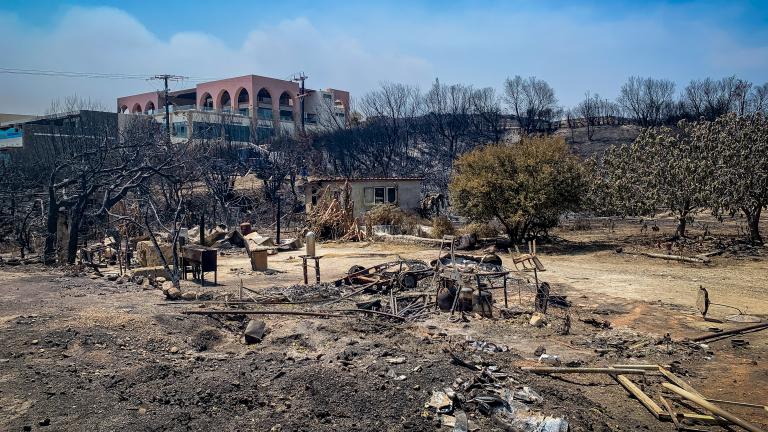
xmin=117 ymin=74 xmax=350 ymax=142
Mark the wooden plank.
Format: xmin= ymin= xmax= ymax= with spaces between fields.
xmin=522 ymin=367 xmax=647 ymax=375
xmin=662 ymin=383 xmax=765 ymax=432
xmin=613 ymin=374 xmax=668 ymax=420
xmin=613 ymin=364 xmax=665 ymax=370
xmin=658 ymin=367 xmax=705 ymax=398
xmin=659 ymin=396 xmax=683 ymax=430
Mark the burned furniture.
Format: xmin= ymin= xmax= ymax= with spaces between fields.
xmin=182 ymin=245 xmax=217 ymax=286
xmin=333 ymin=259 xmax=432 ymax=291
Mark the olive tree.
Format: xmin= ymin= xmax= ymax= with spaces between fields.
xmin=702 ymin=113 xmax=768 ymax=244
xmin=449 ymin=136 xmax=585 ymax=243
xmin=593 ymin=122 xmax=713 ymax=237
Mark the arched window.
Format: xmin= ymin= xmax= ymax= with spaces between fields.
xmin=256 ymin=88 xmax=273 ymax=120
xmin=119 ymin=105 xmax=129 ymax=114
xmin=131 ymin=103 xmax=142 ymax=114
xmin=144 ymin=101 xmax=156 ymax=115
xmin=279 ymin=91 xmax=293 ymax=122
xmin=200 ymin=93 xmax=213 ymax=111
xmin=236 ymin=88 xmax=250 ymax=116
xmin=220 ymin=90 xmax=231 ymax=113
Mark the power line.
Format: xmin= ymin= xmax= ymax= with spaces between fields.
xmin=0 ymin=67 xmax=223 ymax=82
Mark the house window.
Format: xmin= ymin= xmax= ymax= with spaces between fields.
xmin=364 ymin=186 xmax=397 ymax=205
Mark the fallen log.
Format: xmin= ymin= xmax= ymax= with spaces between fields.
xmin=635 ymin=251 xmax=709 ymax=264
xmin=182 ymin=309 xmax=344 ymax=318
xmin=662 ymin=383 xmax=765 ymax=432
xmin=691 ymin=323 xmax=768 ymax=342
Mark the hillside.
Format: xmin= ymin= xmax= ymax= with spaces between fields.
xmin=554 ymin=124 xmax=643 ymax=158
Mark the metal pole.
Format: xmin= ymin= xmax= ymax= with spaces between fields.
xmin=276 ymin=193 xmax=281 ymax=245
xmin=163 ymin=75 xmax=171 ymax=140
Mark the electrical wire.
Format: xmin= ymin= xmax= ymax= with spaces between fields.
xmin=0 ymin=67 xmax=224 ymax=83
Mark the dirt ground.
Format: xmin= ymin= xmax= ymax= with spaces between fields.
xmin=1 ymin=216 xmax=767 ymax=431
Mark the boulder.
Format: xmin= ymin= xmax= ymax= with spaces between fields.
xmin=204 ymin=225 xmax=227 ymax=246
xmin=135 ymin=241 xmax=174 ymax=267
xmin=180 ymin=291 xmax=197 ymax=301
xmin=224 ymin=229 xmax=245 ymax=248
xmin=529 ymin=312 xmax=547 ymax=327
xmin=244 ymin=320 xmax=267 ymax=344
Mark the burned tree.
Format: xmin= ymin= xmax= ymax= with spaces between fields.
xmin=503 ymin=75 xmax=559 ymax=133
xmin=16 ymin=99 xmax=173 ymax=264
xmin=616 ymin=76 xmax=676 ymax=127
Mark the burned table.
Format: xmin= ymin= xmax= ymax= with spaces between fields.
xmin=182 ymin=245 xmax=217 ymax=286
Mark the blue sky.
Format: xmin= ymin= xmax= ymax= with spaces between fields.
xmin=1 ymin=0 xmax=767 ymax=114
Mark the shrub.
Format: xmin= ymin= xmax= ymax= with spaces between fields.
xmin=460 ymin=222 xmax=499 ymax=238
xmin=450 ymin=136 xmax=585 ymax=243
xmin=365 ymin=204 xmax=418 ymax=235
xmin=431 ymin=215 xmax=455 ymax=239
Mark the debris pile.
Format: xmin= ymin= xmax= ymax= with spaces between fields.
xmin=425 ymin=351 xmax=568 ymax=432
xmin=305 ymin=183 xmax=365 ymax=241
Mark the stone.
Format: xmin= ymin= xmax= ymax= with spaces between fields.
xmin=529 ymin=312 xmax=547 ymax=327
xmin=106 ymin=274 xmax=119 ymax=281
xmin=169 ymin=346 xmax=179 ymax=353
xmin=39 ymin=418 xmax=50 ymax=427
xmin=385 ymin=357 xmax=406 ymax=365
xmin=155 ymin=276 xmax=167 ymax=284
xmin=244 ymin=320 xmax=267 ymax=344
xmin=31 ymin=339 xmax=39 ymax=345
xmin=534 ymin=346 xmax=546 ymax=356
xmin=134 ymin=276 xmax=145 ymax=285
xmin=180 ymin=291 xmax=197 ymax=301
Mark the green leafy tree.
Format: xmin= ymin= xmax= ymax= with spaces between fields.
xmin=449 ymin=136 xmax=585 ymax=243
xmin=593 ymin=123 xmax=713 ymax=238
xmin=703 ymin=113 xmax=768 ymax=244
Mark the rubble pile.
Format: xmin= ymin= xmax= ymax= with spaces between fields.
xmin=425 ymin=353 xmax=568 ymax=432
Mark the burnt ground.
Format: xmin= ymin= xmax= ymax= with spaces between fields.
xmin=1 ymin=262 xmax=766 ymax=432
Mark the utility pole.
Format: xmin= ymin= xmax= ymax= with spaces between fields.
xmin=292 ymin=72 xmax=308 ymax=131
xmin=150 ymin=74 xmax=186 ymax=139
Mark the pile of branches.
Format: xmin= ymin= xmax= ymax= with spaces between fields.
xmin=306 ymin=183 xmax=365 ymax=241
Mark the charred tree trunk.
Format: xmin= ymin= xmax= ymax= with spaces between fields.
xmin=43 ymin=189 xmax=58 ymax=264
xmin=66 ymin=210 xmax=82 ymax=264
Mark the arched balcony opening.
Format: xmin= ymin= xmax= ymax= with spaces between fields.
xmin=219 ymin=90 xmax=232 ymax=113
xmin=200 ymin=93 xmax=214 ymax=111
xmin=131 ymin=103 xmax=142 ymax=114
xmin=236 ymin=88 xmax=250 ymax=116
xmin=144 ymin=101 xmax=156 ymax=115
xmin=119 ymin=105 xmax=129 ymax=114
xmin=279 ymin=91 xmax=293 ymax=122
xmin=256 ymin=88 xmax=273 ymax=121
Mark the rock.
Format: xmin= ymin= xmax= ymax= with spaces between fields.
xmin=31 ymin=339 xmax=39 ymax=345
xmin=180 ymin=291 xmax=198 ymax=301
xmin=529 ymin=312 xmax=547 ymax=327
xmin=169 ymin=346 xmax=179 ymax=354
xmin=39 ymin=418 xmax=50 ymax=427
xmin=106 ymin=274 xmax=119 ymax=281
xmin=534 ymin=346 xmax=546 ymax=356
xmin=385 ymin=357 xmax=406 ymax=365
xmin=538 ymin=353 xmax=561 ymax=366
xmin=134 ymin=276 xmax=145 ymax=285
xmin=244 ymin=320 xmax=267 ymax=344
xmin=427 ymin=390 xmax=452 ymax=412
xmin=155 ymin=276 xmax=167 ymax=284
xmin=161 ymin=282 xmax=181 ymax=300
xmin=138 ymin=407 xmax=147 ymax=415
